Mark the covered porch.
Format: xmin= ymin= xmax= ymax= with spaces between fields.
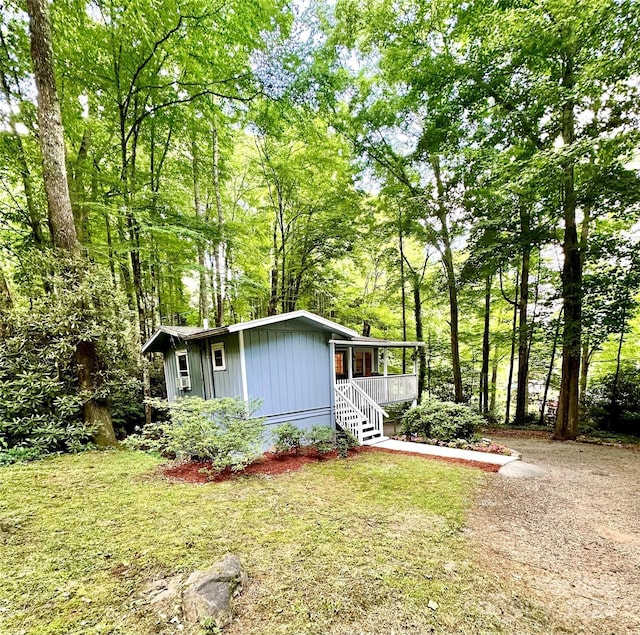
xmin=330 ymin=338 xmax=424 ymax=444
xmin=331 ymin=338 xmax=421 ymax=405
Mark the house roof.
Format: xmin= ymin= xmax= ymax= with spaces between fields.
xmin=142 ymin=310 xmax=360 ymax=354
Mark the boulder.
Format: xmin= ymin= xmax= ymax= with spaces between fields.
xmin=182 ymin=554 xmax=248 ymax=628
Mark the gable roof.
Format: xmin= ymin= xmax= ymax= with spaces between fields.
xmin=142 ymin=310 xmax=360 ymax=354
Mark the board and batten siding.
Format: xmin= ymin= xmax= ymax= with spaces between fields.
xmin=203 ymin=332 xmax=243 ymax=400
xmin=244 ymin=328 xmax=332 ymax=419
xmin=164 ymin=345 xmax=206 ymax=402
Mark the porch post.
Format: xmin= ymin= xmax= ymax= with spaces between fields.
xmin=383 ymin=348 xmax=388 ymax=403
xmin=347 ymin=346 xmax=353 ymax=380
xmin=330 ymin=340 xmax=336 ymax=427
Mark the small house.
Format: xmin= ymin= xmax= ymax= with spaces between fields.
xmin=142 ymin=310 xmax=424 ymax=444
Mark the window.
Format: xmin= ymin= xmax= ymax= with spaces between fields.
xmin=211 ymin=342 xmax=226 ymax=371
xmin=175 ymin=351 xmax=191 ymax=390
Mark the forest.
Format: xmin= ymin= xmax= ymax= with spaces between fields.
xmin=1 ymin=0 xmax=640 ymax=461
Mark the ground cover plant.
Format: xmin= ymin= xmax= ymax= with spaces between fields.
xmin=0 ymin=450 xmax=564 ymax=635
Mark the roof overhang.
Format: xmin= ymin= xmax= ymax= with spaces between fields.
xmin=330 ymin=339 xmax=425 ymax=348
xmin=142 ymin=311 xmax=360 ymax=353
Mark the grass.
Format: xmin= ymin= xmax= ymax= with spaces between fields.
xmin=0 ymin=449 xmax=564 ymax=635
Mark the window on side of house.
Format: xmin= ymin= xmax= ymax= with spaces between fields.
xmin=176 ymin=350 xmax=191 ymax=390
xmin=211 ymin=342 xmax=226 ymax=371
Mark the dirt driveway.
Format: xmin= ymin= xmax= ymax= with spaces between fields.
xmin=467 ymin=435 xmax=640 ymax=635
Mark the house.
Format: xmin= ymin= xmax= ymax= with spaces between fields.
xmin=142 ymin=310 xmax=424 ymax=444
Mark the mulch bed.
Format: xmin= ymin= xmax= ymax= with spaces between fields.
xmin=162 ymin=445 xmax=499 ymax=484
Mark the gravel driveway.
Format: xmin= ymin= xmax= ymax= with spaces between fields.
xmin=467 ymin=435 xmax=640 ymax=635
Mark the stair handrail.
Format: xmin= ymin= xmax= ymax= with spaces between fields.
xmin=349 ymin=381 xmax=389 ymax=418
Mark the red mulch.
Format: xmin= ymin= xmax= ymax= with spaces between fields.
xmin=162 ymin=445 xmax=499 ymax=484
xmin=484 ymin=428 xmax=553 ymax=439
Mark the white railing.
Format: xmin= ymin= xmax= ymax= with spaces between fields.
xmin=342 ymin=374 xmax=418 ymax=405
xmin=334 ymin=381 xmax=387 ymax=443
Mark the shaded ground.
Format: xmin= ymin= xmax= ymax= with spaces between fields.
xmin=467 ymin=434 xmax=640 ymax=635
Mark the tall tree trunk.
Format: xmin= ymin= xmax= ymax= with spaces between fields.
xmin=489 ymin=343 xmax=499 ymax=416
xmin=69 ymin=127 xmax=91 ymax=244
xmin=212 ymin=126 xmax=225 ymax=326
xmin=480 ymin=274 xmax=492 ymax=414
xmin=540 ymin=308 xmax=563 ymax=426
xmin=609 ymin=304 xmax=628 ymax=431
xmin=399 ymin=217 xmax=407 ymax=373
xmin=193 ymin=137 xmax=208 ymax=324
xmin=515 ymin=205 xmax=531 ymax=424
xmin=413 ymin=280 xmax=426 ymax=403
xmin=27 ymin=0 xmax=115 ymax=446
xmin=430 ymin=155 xmax=463 ymax=402
xmin=505 ymin=269 xmax=520 ymax=425
xmin=555 ymin=51 xmax=582 ymax=441
xmin=0 ymin=30 xmax=46 ymax=246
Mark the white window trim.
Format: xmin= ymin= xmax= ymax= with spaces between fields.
xmin=211 ymin=342 xmax=227 ymax=371
xmin=175 ymin=350 xmax=191 ymax=391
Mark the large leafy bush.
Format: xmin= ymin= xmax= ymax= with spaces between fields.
xmin=585 ymin=364 xmax=640 ymax=435
xmin=401 ymin=401 xmax=483 ymax=442
xmin=131 ymin=397 xmax=265 ymax=472
xmin=0 ymin=254 xmax=141 ymax=463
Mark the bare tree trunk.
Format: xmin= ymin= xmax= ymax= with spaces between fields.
xmin=0 ymin=30 xmax=46 ymax=246
xmin=193 ymin=137 xmax=208 ymax=324
xmin=515 ymin=205 xmax=531 ymax=424
xmin=27 ymin=0 xmax=115 ymax=446
xmin=430 ymin=155 xmax=463 ymax=402
xmin=212 ymin=126 xmax=225 ymax=325
xmin=609 ymin=304 xmax=627 ymax=431
xmin=540 ymin=308 xmax=563 ymax=426
xmin=413 ymin=281 xmax=426 ymax=403
xmin=480 ymin=274 xmax=492 ymax=413
xmin=505 ymin=269 xmax=519 ymax=425
xmin=27 ymin=0 xmax=80 ymax=257
xmin=399 ymin=218 xmax=407 ymax=373
xmin=555 ymin=51 xmax=582 ymax=441
xmin=489 ymin=343 xmax=499 ymax=416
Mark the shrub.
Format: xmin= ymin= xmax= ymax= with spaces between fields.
xmin=304 ymin=425 xmax=335 ymax=454
xmin=585 ymin=364 xmax=640 ymax=435
xmin=122 ymin=422 xmax=171 ymax=456
xmin=271 ymin=422 xmax=304 ymax=454
xmin=0 ymin=253 xmax=140 ymax=458
xmin=144 ymin=397 xmax=264 ymax=472
xmin=401 ymin=400 xmax=483 ymax=442
xmin=336 ymin=428 xmax=359 ymax=458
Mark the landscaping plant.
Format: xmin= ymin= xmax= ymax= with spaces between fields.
xmin=401 ymin=400 xmax=484 ymax=442
xmin=304 ymin=424 xmax=336 ymax=454
xmin=271 ymin=422 xmax=305 ymax=453
xmin=132 ymin=397 xmax=264 ymax=472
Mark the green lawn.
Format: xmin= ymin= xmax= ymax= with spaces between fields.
xmin=1 ymin=450 xmax=560 ymax=635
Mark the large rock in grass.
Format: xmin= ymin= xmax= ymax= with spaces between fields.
xmin=182 ymin=554 xmax=247 ymax=628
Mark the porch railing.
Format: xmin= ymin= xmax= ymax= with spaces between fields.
xmin=334 ymin=381 xmax=387 ymax=444
xmin=338 ymin=374 xmax=417 ymax=405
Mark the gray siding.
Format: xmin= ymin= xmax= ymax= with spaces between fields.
xmin=164 ymin=345 xmax=206 ymax=401
xmin=205 ymin=333 xmax=243 ymax=400
xmin=244 ymin=328 xmax=332 ymax=417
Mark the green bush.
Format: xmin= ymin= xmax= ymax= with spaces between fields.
xmin=304 ymin=424 xmax=336 ymax=454
xmin=336 ymin=428 xmax=359 ymax=458
xmin=401 ymin=400 xmax=483 ymax=442
xmin=143 ymin=397 xmax=264 ymax=472
xmin=585 ymin=364 xmax=640 ymax=435
xmin=271 ymin=422 xmax=304 ymax=454
xmin=0 ymin=253 xmax=140 ymax=459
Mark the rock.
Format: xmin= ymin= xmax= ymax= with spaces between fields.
xmin=427 ymin=599 xmax=439 ymax=610
xmin=182 ymin=554 xmax=248 ymax=629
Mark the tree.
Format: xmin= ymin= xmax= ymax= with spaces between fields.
xmin=26 ymin=0 xmax=116 ymax=446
